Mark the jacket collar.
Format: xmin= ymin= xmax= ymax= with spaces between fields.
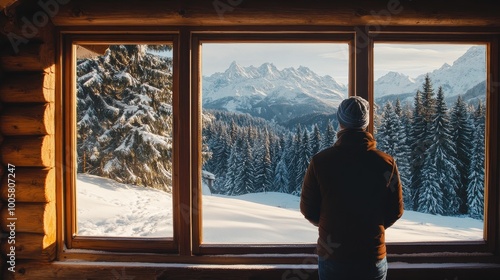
xmin=334 ymin=128 xmax=377 ymax=150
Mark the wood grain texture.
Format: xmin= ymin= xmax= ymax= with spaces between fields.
xmin=50 ymin=0 xmax=500 ymax=27
xmin=0 ymin=103 xmax=54 ymax=135
xmin=0 ymin=41 xmax=54 ymax=72
xmin=0 ymin=69 xmax=55 ymax=103
xmin=1 ymin=135 xmax=54 ymax=167
xmin=5 ymin=261 xmax=500 ymax=280
xmin=1 ymin=168 xmax=55 ymax=202
xmin=1 ymin=232 xmax=56 ymax=261
xmin=0 ymin=201 xmax=55 ymax=234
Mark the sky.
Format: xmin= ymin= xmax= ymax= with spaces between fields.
xmin=201 ymin=43 xmax=480 ymax=85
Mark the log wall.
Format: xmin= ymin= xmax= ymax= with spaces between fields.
xmin=0 ymin=0 xmax=499 ymax=279
xmin=0 ymin=12 xmax=56 ymax=278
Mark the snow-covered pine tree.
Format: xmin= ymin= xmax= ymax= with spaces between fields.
xmin=377 ymin=101 xmax=398 ymax=156
xmin=229 ymin=120 xmax=238 ymax=144
xmin=310 ymin=124 xmax=322 ymax=156
xmin=467 ymin=101 xmax=485 ymax=220
xmin=269 ymin=134 xmax=283 ymax=184
xmin=409 ymin=90 xmax=425 ymax=211
xmin=450 ymin=95 xmax=474 ymax=214
xmin=201 ymin=110 xmax=287 ymax=195
xmin=77 ymin=44 xmax=173 ymax=192
xmin=410 ymin=76 xmax=436 ymax=211
xmin=287 ymin=125 xmax=303 ymax=193
xmin=394 ymin=98 xmax=413 ymax=209
xmin=233 ymin=138 xmax=256 ymax=195
xmin=273 ymin=158 xmax=290 ymax=193
xmin=263 ymin=132 xmax=275 ymax=192
xmin=208 ymin=123 xmax=232 ymax=193
xmin=376 ymin=99 xmax=414 ymax=210
xmin=421 ymin=74 xmax=436 ymax=123
xmin=254 ymin=129 xmax=274 ymax=193
xmin=321 ymin=119 xmax=336 ymax=149
xmin=201 ymin=114 xmax=215 ymax=168
xmin=417 ymin=86 xmax=449 ymax=216
xmin=418 ymin=156 xmax=444 ymax=215
xmin=278 ymin=134 xmax=293 ymax=194
xmin=225 ymin=139 xmax=241 ymax=195
xmin=293 ymin=128 xmax=312 ymax=196
xmin=252 ymin=130 xmax=265 ymax=191
xmin=427 ymin=87 xmax=460 ymax=215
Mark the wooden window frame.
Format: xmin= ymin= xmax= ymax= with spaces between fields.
xmin=191 ymin=32 xmax=355 ymax=256
xmin=56 ymin=27 xmax=500 ymax=264
xmin=59 ymin=32 xmax=181 ymax=254
xmin=365 ymin=32 xmax=499 ymax=258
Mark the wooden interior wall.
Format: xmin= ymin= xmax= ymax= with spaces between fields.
xmin=0 ymin=13 xmax=57 ymax=278
xmin=0 ymin=0 xmax=499 ymax=279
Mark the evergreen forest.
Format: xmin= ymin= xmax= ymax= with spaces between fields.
xmin=76 ymin=45 xmax=485 ymax=220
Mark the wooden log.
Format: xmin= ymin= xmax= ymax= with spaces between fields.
xmin=8 ymin=261 xmax=500 ymax=280
xmin=0 ymin=0 xmax=19 ymax=12
xmin=0 ymin=103 xmax=54 ymax=135
xmin=1 ymin=168 xmax=55 ymax=203
xmin=1 ymin=135 xmax=54 ymax=167
xmin=0 ymin=232 xmax=56 ymax=261
xmin=0 ymin=41 xmax=54 ymax=72
xmin=0 ymin=8 xmax=54 ymax=43
xmin=6 ymin=262 xmax=311 ymax=280
xmin=0 ymin=69 xmax=55 ymax=103
xmin=0 ymin=202 xmax=55 ymax=234
xmin=50 ymin=0 xmax=500 ymax=27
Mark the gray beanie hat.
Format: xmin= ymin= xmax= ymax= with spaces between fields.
xmin=337 ymin=96 xmax=369 ymax=129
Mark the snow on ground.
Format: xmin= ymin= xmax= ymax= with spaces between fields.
xmin=77 ymin=174 xmax=483 ymax=243
xmin=77 ymin=174 xmax=173 ymax=237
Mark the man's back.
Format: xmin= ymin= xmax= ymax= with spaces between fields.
xmin=301 ymin=96 xmax=403 ymax=280
xmin=300 ymin=128 xmax=403 ymax=261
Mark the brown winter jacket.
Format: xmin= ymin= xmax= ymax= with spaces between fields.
xmin=300 ymin=128 xmax=403 ymax=261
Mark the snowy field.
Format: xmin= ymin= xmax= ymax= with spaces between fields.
xmin=77 ymin=174 xmax=483 ymax=242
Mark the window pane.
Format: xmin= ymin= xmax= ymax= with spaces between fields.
xmin=75 ymin=44 xmax=174 ymax=237
xmin=201 ymin=43 xmax=349 ymax=243
xmin=374 ymin=43 xmax=486 ymax=242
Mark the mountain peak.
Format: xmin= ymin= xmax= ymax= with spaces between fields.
xmin=297 ymin=65 xmax=314 ymax=74
xmin=375 ymin=46 xmax=486 ymax=98
xmin=258 ymin=62 xmax=281 ymax=79
xmin=452 ymin=45 xmax=486 ymax=67
xmin=379 ymin=71 xmax=413 ymax=81
xmin=225 ymin=61 xmax=251 ymax=79
xmin=438 ymin=63 xmax=451 ymax=71
xmin=202 ymin=62 xmax=347 ymax=121
xmin=385 ymin=71 xmax=407 ymax=78
xmin=375 ymin=71 xmax=415 ymax=97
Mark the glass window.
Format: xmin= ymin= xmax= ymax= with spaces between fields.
xmin=60 ymin=31 xmax=498 ymax=262
xmin=373 ymin=43 xmax=486 ymax=242
xmin=75 ymin=44 xmax=174 ymax=238
xmin=200 ymin=42 xmax=349 ymax=243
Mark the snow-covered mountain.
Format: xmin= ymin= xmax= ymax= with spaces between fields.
xmin=202 ymin=62 xmax=347 ymax=122
xmin=374 ymin=71 xmax=416 ymax=96
xmin=375 ymin=46 xmax=486 ymax=97
xmin=203 ymin=46 xmax=485 ymax=122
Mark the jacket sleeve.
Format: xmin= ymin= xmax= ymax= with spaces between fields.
xmin=300 ymin=159 xmax=322 ymax=227
xmin=384 ymin=161 xmax=404 ymax=229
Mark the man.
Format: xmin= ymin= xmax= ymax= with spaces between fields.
xmin=300 ymin=96 xmax=404 ymax=280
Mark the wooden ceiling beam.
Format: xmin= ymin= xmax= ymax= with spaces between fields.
xmin=33 ymin=0 xmax=500 ymax=27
